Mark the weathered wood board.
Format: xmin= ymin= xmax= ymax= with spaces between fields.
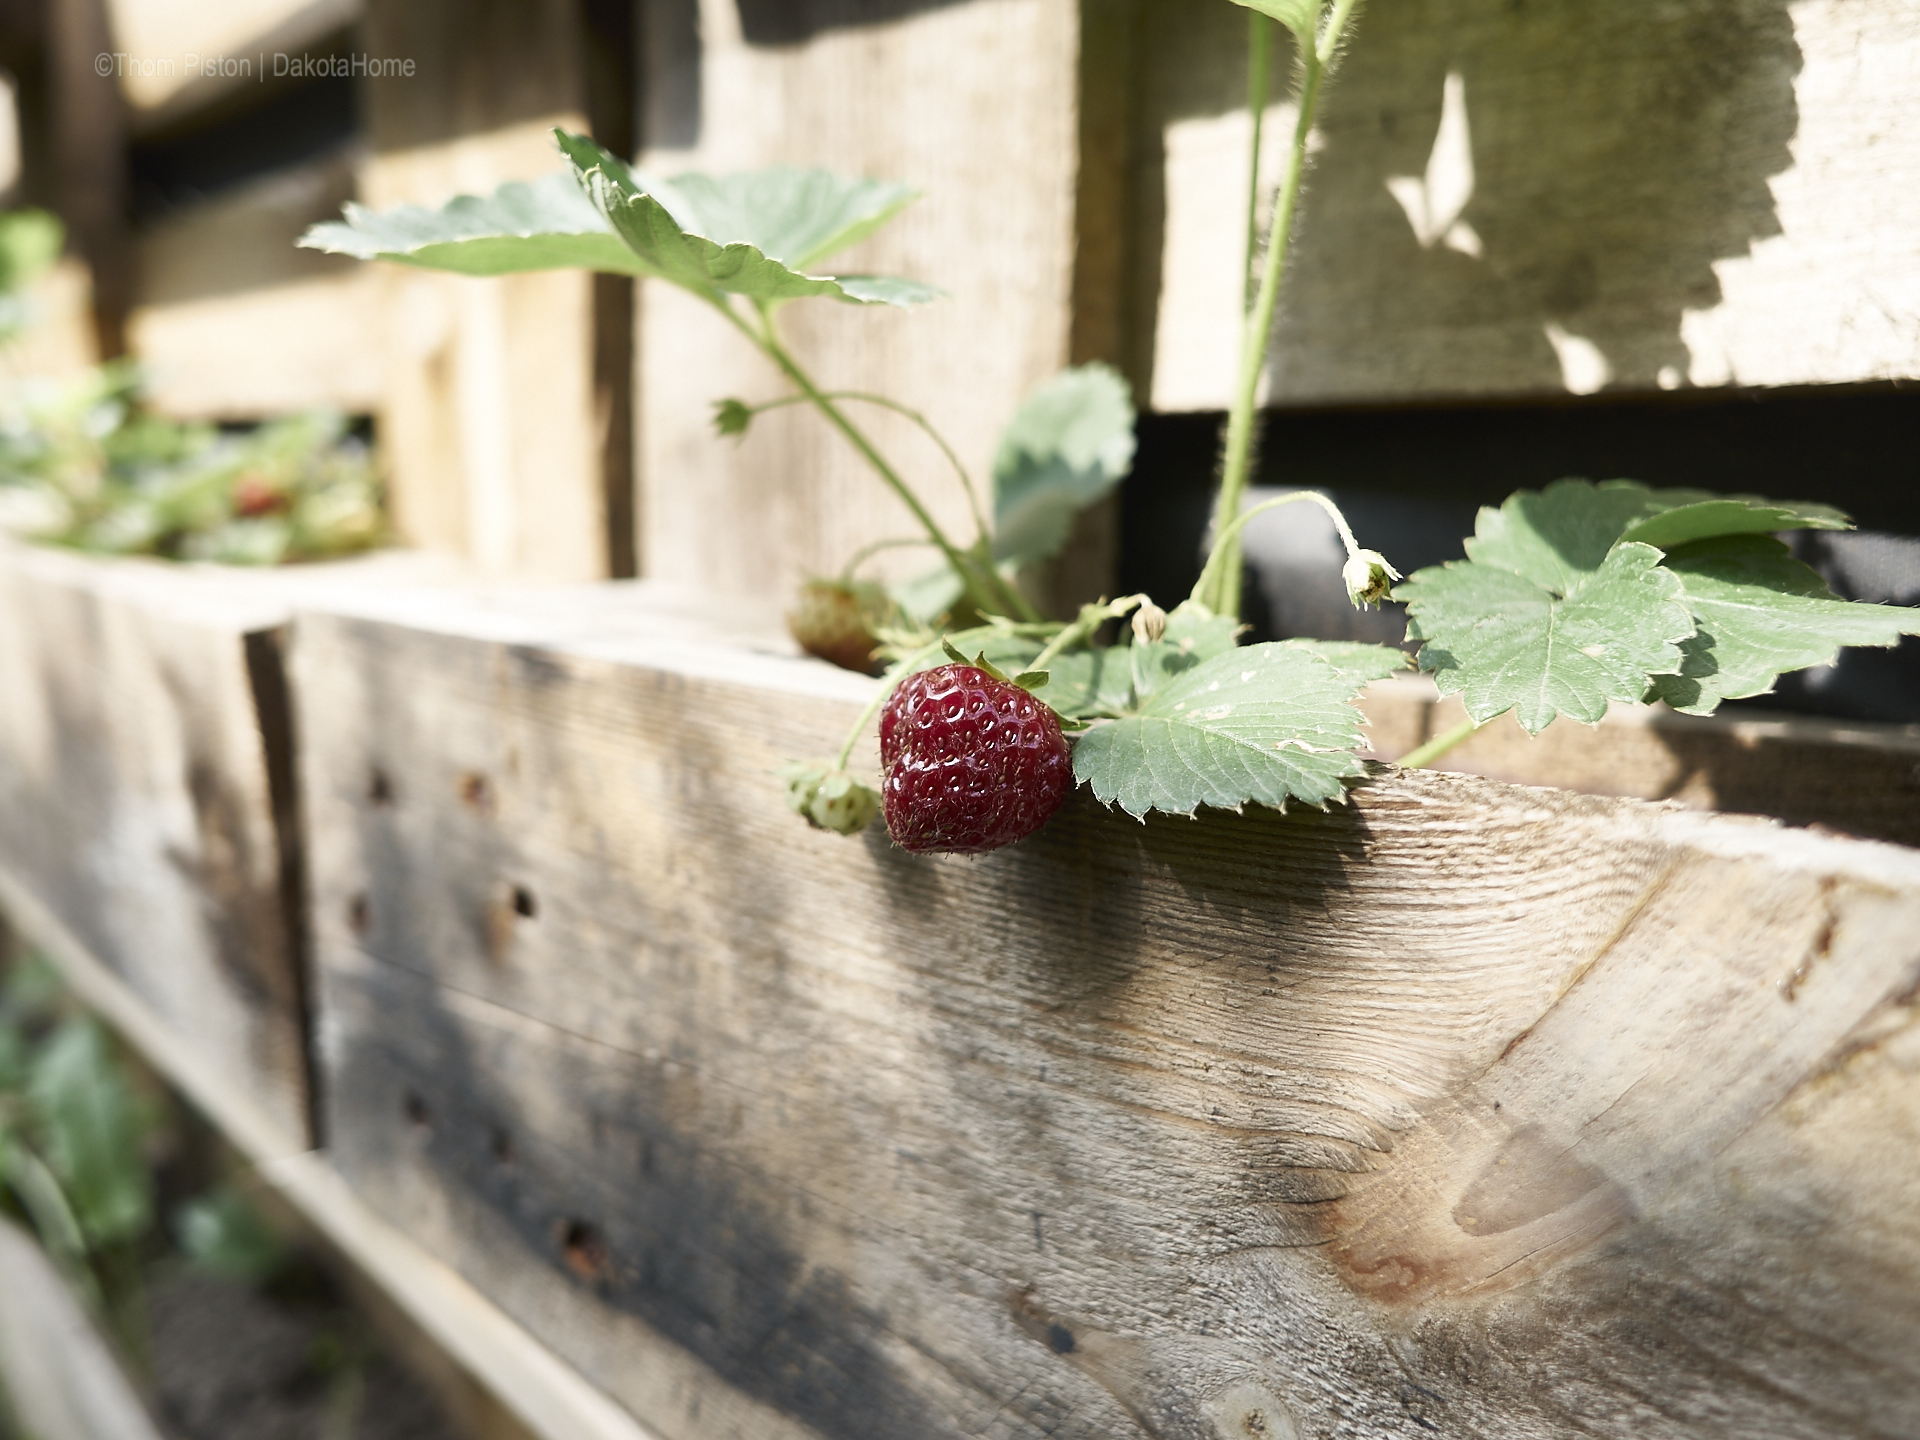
xmin=0 ymin=538 xmax=311 ymax=1149
xmin=295 ymin=582 xmax=1920 ymax=1440
xmin=1358 ymin=675 xmax=1920 ymax=849
xmin=1141 ymin=0 xmax=1920 ymax=408
xmin=634 ymin=0 xmax=1082 ymax=606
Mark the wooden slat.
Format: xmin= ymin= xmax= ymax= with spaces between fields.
xmin=0 ymin=538 xmax=313 ymax=1150
xmin=292 ymin=580 xmax=1920 ymax=1440
xmin=1358 ymin=675 xmax=1920 ymax=849
xmin=358 ymin=0 xmax=608 ymax=581
xmin=635 ymin=0 xmax=1081 ymax=607
xmin=1142 ymin=0 xmax=1920 ymax=407
xmin=129 ymin=153 xmax=385 ymax=419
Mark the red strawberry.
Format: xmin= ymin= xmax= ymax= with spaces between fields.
xmin=880 ymin=664 xmax=1072 ymax=854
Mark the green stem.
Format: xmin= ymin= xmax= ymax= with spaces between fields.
xmin=1243 ymin=12 xmax=1276 ymax=312
xmin=1189 ymin=489 xmax=1362 ymax=609
xmin=743 ymin=304 xmax=1038 ymax=623
xmin=1397 ymin=715 xmax=1483 ymax=770
xmin=838 ymin=535 xmax=935 ymax=581
xmin=1201 ymin=0 xmax=1363 ymax=620
xmin=1028 ymin=595 xmax=1140 ymax=673
xmin=745 ymin=390 xmax=988 ymax=539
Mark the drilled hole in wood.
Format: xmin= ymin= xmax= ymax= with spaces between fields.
xmin=460 ymin=772 xmax=494 ymax=815
xmin=511 ymin=885 xmax=537 ymax=919
xmin=348 ymin=893 xmax=370 ymax=934
xmin=560 ymin=1220 xmax=609 ymax=1282
xmin=404 ymin=1091 xmax=430 ymax=1130
xmin=491 ymin=1127 xmax=514 ymax=1164
xmin=368 ymin=767 xmax=393 ymax=805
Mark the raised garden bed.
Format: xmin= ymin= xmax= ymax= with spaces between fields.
xmin=4 ymin=541 xmax=1919 ymax=1439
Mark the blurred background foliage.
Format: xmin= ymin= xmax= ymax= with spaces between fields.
xmin=0 ymin=208 xmax=387 ymax=567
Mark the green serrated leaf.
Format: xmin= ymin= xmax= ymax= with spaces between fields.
xmin=991 ymin=364 xmax=1136 ymax=567
xmin=303 ymin=133 xmax=941 ymax=308
xmin=1649 ymin=535 xmax=1920 ymax=714
xmin=1466 ymin=480 xmax=1853 ymax=593
xmin=652 ymin=168 xmax=919 ymax=271
xmin=1074 ymin=644 xmax=1368 ymax=818
xmin=299 ymin=170 xmax=652 ymax=276
xmin=1276 ymin=639 xmax=1411 ymax=684
xmin=1129 ymin=602 xmax=1241 ymax=706
xmin=1620 ymin=493 xmax=1852 ymax=549
xmin=557 ymin=131 xmax=940 ymax=308
xmin=1399 ymin=541 xmax=1694 ymax=733
xmin=1226 ymin=0 xmax=1319 ymax=37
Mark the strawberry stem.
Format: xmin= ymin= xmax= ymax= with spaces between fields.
xmin=1397 ymin=714 xmax=1484 ymax=770
xmin=1198 ymin=0 xmax=1364 ymax=621
xmin=743 ymin=304 xmax=1039 ymax=624
xmin=1189 ymin=489 xmax=1367 ymax=610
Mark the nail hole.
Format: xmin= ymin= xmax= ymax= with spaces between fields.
xmin=559 ymin=1219 xmax=609 ymax=1281
xmin=460 ymin=772 xmax=494 ymax=815
xmin=404 ymin=1091 xmax=430 ymax=1130
xmin=368 ymin=767 xmax=394 ymax=805
xmin=1047 ymin=1323 xmax=1076 ymax=1354
xmin=511 ymin=885 xmax=537 ymax=919
xmin=491 ymin=1127 xmax=514 ymax=1164
xmin=348 ymin=893 xmax=370 ymax=934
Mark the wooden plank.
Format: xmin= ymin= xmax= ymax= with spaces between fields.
xmin=0 ymin=538 xmax=312 ymax=1150
xmin=358 ymin=0 xmax=610 ymax=581
xmin=129 ymin=153 xmax=386 ymax=418
xmin=0 ymin=1217 xmax=167 ymax=1440
xmin=1358 ymin=675 xmax=1920 ymax=849
xmin=293 ymin=580 xmax=1920 ymax=1440
xmin=1141 ymin=0 xmax=1920 ymax=407
xmin=635 ymin=0 xmax=1081 ymax=607
xmin=0 ymin=867 xmax=660 ymax=1440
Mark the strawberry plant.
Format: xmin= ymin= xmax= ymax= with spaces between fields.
xmin=304 ymin=0 xmax=1919 ymax=854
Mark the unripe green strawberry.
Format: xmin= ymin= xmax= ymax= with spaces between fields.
xmin=787 ymin=578 xmax=892 ymax=674
xmin=779 ymin=762 xmax=879 ymax=835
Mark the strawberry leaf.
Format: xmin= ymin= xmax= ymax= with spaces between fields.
xmin=1226 ymin=0 xmax=1320 ymax=39
xmin=302 ymin=132 xmax=940 ymax=308
xmin=298 ymin=170 xmax=651 ymax=276
xmin=1649 ymin=535 xmax=1920 ymax=713
xmin=1276 ymin=639 xmax=1411 ymax=683
xmin=1620 ymin=492 xmax=1850 ymax=549
xmin=1398 ymin=541 xmax=1694 ymax=733
xmin=991 ymin=364 xmax=1136 ymax=567
xmin=557 ymin=131 xmax=939 ymax=308
xmin=1073 ymin=644 xmax=1368 ymax=818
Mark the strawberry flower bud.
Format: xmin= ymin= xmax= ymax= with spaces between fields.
xmin=1131 ymin=599 xmax=1168 ymax=645
xmin=1342 ymin=549 xmax=1401 ymax=609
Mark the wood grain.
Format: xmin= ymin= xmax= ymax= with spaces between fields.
xmin=0 ymin=538 xmax=311 ymax=1149
xmin=1140 ymin=0 xmax=1920 ymax=407
xmin=1358 ymin=675 xmax=1920 ymax=849
xmin=635 ymin=0 xmax=1080 ymax=607
xmin=293 ymin=582 xmax=1920 ymax=1440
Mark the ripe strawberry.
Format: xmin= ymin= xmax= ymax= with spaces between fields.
xmin=880 ymin=664 xmax=1072 ymax=854
xmin=787 ymin=578 xmax=892 ymax=674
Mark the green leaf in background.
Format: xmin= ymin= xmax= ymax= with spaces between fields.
xmin=1649 ymin=535 xmax=1920 ymax=714
xmin=556 ymin=131 xmax=939 ymax=307
xmin=175 ymin=1186 xmax=285 ymax=1283
xmin=1074 ymin=643 xmax=1369 ymax=818
xmin=1226 ymin=0 xmax=1320 ymax=39
xmin=299 ymin=171 xmax=650 ymax=276
xmin=990 ymin=364 xmax=1136 ymax=567
xmin=0 ymin=209 xmax=63 ymax=292
xmin=27 ymin=1018 xmax=152 ymax=1249
xmin=1398 ymin=542 xmax=1694 ymax=733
